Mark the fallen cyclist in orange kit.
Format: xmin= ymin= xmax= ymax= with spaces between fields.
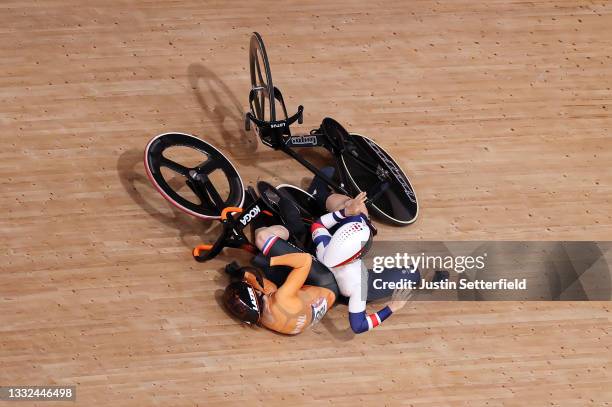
xmin=223 ymin=252 xmax=336 ymax=335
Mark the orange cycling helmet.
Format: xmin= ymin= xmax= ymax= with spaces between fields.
xmin=223 ymin=280 xmax=263 ymax=325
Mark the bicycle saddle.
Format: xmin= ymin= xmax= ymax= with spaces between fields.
xmin=319 ymin=117 xmax=352 ymax=154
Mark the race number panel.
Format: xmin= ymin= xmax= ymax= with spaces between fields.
xmin=340 ymin=134 xmax=419 ymax=225
xmin=144 ymin=132 xmax=245 ymax=219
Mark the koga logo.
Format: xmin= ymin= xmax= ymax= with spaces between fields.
xmin=290 ymin=135 xmax=318 ymax=145
xmin=270 ymin=122 xmax=285 ymax=128
xmin=240 ymin=205 xmax=261 ymax=226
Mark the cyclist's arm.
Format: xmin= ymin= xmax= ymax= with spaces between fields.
xmin=314 ymin=208 xmax=347 ymax=230
xmin=311 ymin=209 xmax=347 ymax=260
xmin=271 ymin=253 xmax=312 ymax=299
xmin=347 ymin=289 xmax=393 ymax=334
xmin=244 ymin=271 xmax=276 ymax=295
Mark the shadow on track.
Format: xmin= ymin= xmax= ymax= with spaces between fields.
xmin=116 ymin=148 xmax=221 ymax=249
xmin=187 ymin=63 xmax=256 ymax=156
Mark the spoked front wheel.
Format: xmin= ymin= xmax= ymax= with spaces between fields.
xmin=144 ymin=132 xmax=245 ymax=219
xmin=249 ymin=32 xmax=275 ymax=123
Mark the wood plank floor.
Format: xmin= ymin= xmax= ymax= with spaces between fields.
xmin=1 ymin=1 xmax=611 ymax=405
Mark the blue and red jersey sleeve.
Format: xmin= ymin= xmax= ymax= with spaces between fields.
xmin=311 ymin=209 xmax=346 ymax=261
xmin=348 ymin=306 xmax=393 ymax=334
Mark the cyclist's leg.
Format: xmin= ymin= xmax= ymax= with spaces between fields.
xmin=278 ymin=193 xmax=305 ymax=240
xmin=325 ymin=194 xmax=351 ymax=211
xmin=253 ymin=236 xmax=339 ymax=298
xmin=307 ymin=166 xmax=335 ymax=210
xmin=306 ymin=166 xmax=354 ymax=214
xmin=254 ymin=225 xmax=289 ymax=252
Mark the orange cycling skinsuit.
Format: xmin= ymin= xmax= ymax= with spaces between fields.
xmin=224 ymin=253 xmax=336 ymax=335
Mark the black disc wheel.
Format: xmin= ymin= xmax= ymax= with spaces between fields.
xmin=144 ymin=132 xmax=245 ymax=219
xmin=249 ymin=32 xmax=275 ymax=122
xmin=340 ymin=133 xmax=419 ymax=225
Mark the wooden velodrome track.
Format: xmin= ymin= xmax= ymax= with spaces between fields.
xmin=1 ymin=0 xmax=611 ymax=405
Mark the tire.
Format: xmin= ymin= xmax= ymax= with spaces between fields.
xmin=249 ymin=32 xmax=275 ymax=122
xmin=144 ymin=132 xmax=245 ymax=219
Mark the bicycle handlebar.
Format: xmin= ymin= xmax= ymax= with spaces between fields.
xmin=245 ymin=105 xmax=304 ymax=132
xmin=221 ymin=207 xmax=243 ymax=220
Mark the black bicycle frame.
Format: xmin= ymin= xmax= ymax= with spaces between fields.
xmin=192 ymin=192 xmax=276 ymax=262
xmin=246 ymin=87 xmax=356 ymax=196
xmin=279 ymin=137 xmax=351 ymax=195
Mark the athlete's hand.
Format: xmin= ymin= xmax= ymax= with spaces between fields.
xmin=388 ymin=287 xmax=414 ymax=313
xmin=344 ymin=191 xmax=368 ymax=216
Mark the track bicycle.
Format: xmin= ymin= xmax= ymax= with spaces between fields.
xmin=143 ymin=33 xmax=419 ymax=261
